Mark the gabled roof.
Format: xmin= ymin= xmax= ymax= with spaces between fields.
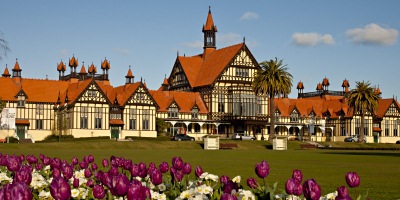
xmin=113 ymin=82 xmax=141 ymax=106
xmin=149 ymin=90 xmax=208 ymax=114
xmin=376 ymin=98 xmax=398 ymax=118
xmin=176 ymin=43 xmax=245 ymax=88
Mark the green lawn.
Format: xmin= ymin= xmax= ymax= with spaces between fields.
xmin=1 ymin=139 xmax=400 ymax=199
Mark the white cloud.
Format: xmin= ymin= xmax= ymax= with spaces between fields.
xmin=113 ymin=48 xmax=131 ymax=55
xmin=219 ymin=32 xmax=243 ymax=46
xmin=240 ymin=12 xmax=259 ymax=21
xmin=182 ymin=41 xmax=203 ymax=49
xmin=292 ymin=32 xmax=335 ymax=46
xmin=60 ymin=49 xmax=68 ymax=56
xmin=346 ymin=23 xmax=398 ymax=46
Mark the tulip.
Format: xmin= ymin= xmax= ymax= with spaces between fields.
xmin=84 ymin=168 xmax=92 ymax=178
xmin=0 ymin=183 xmax=12 ymax=199
xmin=171 ymin=168 xmax=184 ymax=182
xmin=18 ymin=154 xmax=25 ymax=163
xmin=138 ymin=163 xmax=147 ymax=178
xmin=127 ymin=180 xmax=147 ymax=200
xmin=50 ymin=177 xmax=72 ymax=200
xmin=222 ymin=180 xmax=239 ymax=194
xmin=91 ymin=163 xmax=98 ymax=171
xmin=71 ymin=157 xmax=78 ymax=166
xmin=88 ymin=155 xmax=94 ymax=163
xmin=101 ymin=172 xmax=113 ymax=188
xmin=172 ymin=157 xmax=184 ymax=170
xmin=73 ymin=177 xmax=79 ymax=188
xmin=0 ymin=154 xmax=9 ymax=166
xmin=220 ymin=175 xmax=230 ymax=185
xmin=14 ymin=166 xmax=32 ymax=185
xmin=10 ymin=182 xmax=33 ymax=200
xmin=292 ymin=169 xmax=303 ymax=183
xmin=150 ymin=169 xmax=163 ymax=185
xmin=159 ymin=161 xmax=169 ymax=173
xmin=7 ymin=155 xmax=21 ymax=172
xmin=86 ymin=179 xmax=94 ymax=188
xmin=102 ymin=158 xmax=109 ymax=168
xmin=111 ymin=173 xmax=130 ymax=196
xmin=52 ymin=168 xmax=61 ymax=178
xmin=39 ymin=153 xmax=45 ymax=161
xmin=26 ymin=155 xmax=38 ymax=165
xmin=50 ymin=158 xmax=61 ymax=170
xmin=62 ymin=165 xmax=73 ymax=180
xmin=246 ymin=177 xmax=259 ymax=189
xmin=43 ymin=156 xmax=51 ymax=166
xmin=220 ymin=193 xmax=238 ymax=200
xmin=93 ymin=184 xmax=106 ymax=199
xmin=195 ymin=166 xmax=203 ymax=178
xmin=286 ymin=178 xmax=302 ymax=196
xmin=124 ymin=159 xmax=133 ymax=171
xmin=345 ymin=172 xmax=360 ymax=188
xmin=109 ymin=167 xmax=119 ymax=176
xmin=130 ymin=164 xmax=139 ymax=177
xmin=255 ymin=160 xmax=270 ymax=179
xmin=149 ymin=162 xmax=156 ymax=168
xmin=115 ymin=157 xmax=125 ymax=167
xmin=80 ymin=161 xmax=88 ymax=169
xmin=183 ymin=162 xmax=192 ymax=175
xmin=336 ymin=186 xmax=352 ymax=200
xmin=95 ymin=170 xmax=104 ymax=182
xmin=35 ymin=163 xmax=43 ymax=171
xmin=303 ymin=179 xmax=321 ymax=200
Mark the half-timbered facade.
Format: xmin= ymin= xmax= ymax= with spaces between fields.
xmin=166 ymin=8 xmax=269 ymax=138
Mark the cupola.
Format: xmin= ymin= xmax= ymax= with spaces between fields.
xmin=12 ymin=59 xmax=22 ymax=78
xmin=68 ymin=55 xmax=79 ymax=74
xmin=322 ymin=77 xmax=330 ymax=90
xmin=202 ymin=6 xmax=217 ymax=58
xmin=342 ymin=79 xmax=350 ymax=92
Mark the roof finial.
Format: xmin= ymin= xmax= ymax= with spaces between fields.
xmin=209 ymin=6 xmax=211 ymax=13
xmin=140 ymin=77 xmax=142 ymax=83
xmin=164 ymin=74 xmax=166 ymax=78
xmin=177 ymin=51 xmax=179 ymax=57
xmin=46 ymin=75 xmax=48 ymax=80
xmin=243 ymin=37 xmax=246 ymax=44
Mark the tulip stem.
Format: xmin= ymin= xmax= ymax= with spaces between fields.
xmin=263 ymin=177 xmax=266 ymax=197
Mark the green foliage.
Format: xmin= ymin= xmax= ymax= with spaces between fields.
xmin=5 ymin=136 xmax=19 ymax=143
xmin=156 ymin=118 xmax=170 ymax=135
xmin=42 ymin=134 xmax=74 ymax=142
xmin=0 ymin=97 xmax=6 ymax=113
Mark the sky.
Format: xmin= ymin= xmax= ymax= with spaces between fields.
xmin=0 ymin=1 xmax=399 ymax=99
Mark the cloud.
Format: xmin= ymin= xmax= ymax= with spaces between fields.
xmin=240 ymin=12 xmax=259 ymax=21
xmin=60 ymin=49 xmax=68 ymax=56
xmin=182 ymin=41 xmax=203 ymax=49
xmin=292 ymin=32 xmax=335 ymax=46
xmin=346 ymin=23 xmax=398 ymax=46
xmin=113 ymin=48 xmax=131 ymax=55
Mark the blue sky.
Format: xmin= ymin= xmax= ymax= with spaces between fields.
xmin=1 ymin=1 xmax=399 ymax=99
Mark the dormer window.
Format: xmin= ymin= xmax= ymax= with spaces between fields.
xmin=17 ymin=95 xmax=25 ymax=107
xmin=275 ymin=110 xmax=280 ymax=122
xmin=290 ymin=110 xmax=299 ymax=122
xmin=168 ymin=107 xmax=179 ymax=118
xmin=192 ymin=108 xmax=199 ymax=119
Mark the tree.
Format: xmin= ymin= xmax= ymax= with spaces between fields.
xmin=345 ymin=81 xmax=380 ymax=143
xmin=0 ymin=31 xmax=10 ymax=61
xmin=252 ymin=57 xmax=293 ymax=141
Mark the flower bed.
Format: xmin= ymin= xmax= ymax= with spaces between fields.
xmin=0 ymin=153 xmax=368 ymax=200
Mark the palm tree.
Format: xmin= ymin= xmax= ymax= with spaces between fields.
xmin=346 ymin=81 xmax=380 ymax=143
xmin=252 ymin=57 xmax=293 ymax=141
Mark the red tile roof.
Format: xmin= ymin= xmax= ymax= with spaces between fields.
xmin=69 ymin=55 xmax=78 ymax=67
xmin=149 ymin=90 xmax=208 ymax=113
xmin=13 ymin=60 xmax=21 ymax=71
xmin=101 ymin=58 xmax=111 ymax=69
xmin=203 ymin=8 xmax=217 ymax=32
xmin=79 ymin=65 xmax=87 ymax=74
xmin=2 ymin=67 xmax=10 ymax=77
xmin=109 ymin=119 xmax=124 ymax=125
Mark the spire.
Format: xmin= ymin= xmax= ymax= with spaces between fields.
xmin=101 ymin=57 xmax=111 ymax=69
xmin=12 ymin=59 xmax=22 ymax=78
xmin=202 ymin=6 xmax=217 ymax=57
xmin=79 ymin=62 xmax=87 ymax=74
xmin=125 ymin=65 xmax=134 ymax=84
xmin=2 ymin=65 xmax=11 ymax=77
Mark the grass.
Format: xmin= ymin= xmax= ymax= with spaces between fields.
xmin=1 ymin=138 xmax=400 ymax=199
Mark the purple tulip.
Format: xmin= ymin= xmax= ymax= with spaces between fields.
xmin=158 ymin=162 xmax=168 ymax=173
xmin=71 ymin=157 xmax=78 ymax=166
xmin=292 ymin=169 xmax=303 ymax=183
xmin=0 ymin=183 xmax=12 ymax=200
xmin=91 ymin=163 xmax=98 ymax=171
xmin=102 ymin=158 xmax=109 ymax=168
xmin=149 ymin=162 xmax=156 ymax=168
xmin=10 ymin=182 xmax=33 ymax=200
xmin=172 ymin=157 xmax=184 ymax=170
xmin=220 ymin=193 xmax=238 ymax=200
xmin=101 ymin=172 xmax=113 ymax=188
xmin=183 ymin=162 xmax=192 ymax=175
xmin=150 ymin=169 xmax=163 ymax=186
xmin=39 ymin=154 xmax=45 ymax=161
xmin=50 ymin=177 xmax=72 ymax=200
xmin=18 ymin=154 xmax=25 ymax=163
xmin=130 ymin=164 xmax=139 ymax=177
xmin=62 ymin=165 xmax=73 ymax=180
xmin=80 ymin=161 xmax=88 ymax=169
xmin=35 ymin=163 xmax=43 ymax=171
xmin=86 ymin=179 xmax=94 ymax=188
xmin=14 ymin=166 xmax=33 ymax=185
xmin=336 ymin=186 xmax=352 ymax=200
xmin=246 ymin=178 xmax=259 ymax=189
xmin=138 ymin=162 xmax=147 ymax=178
xmin=171 ymin=168 xmax=184 ymax=182
xmin=286 ymin=178 xmax=302 ymax=196
xmin=109 ymin=167 xmax=119 ymax=176
xmin=303 ymin=179 xmax=321 ymax=200
xmin=255 ymin=160 xmax=270 ymax=179
xmin=7 ymin=155 xmax=21 ymax=172
xmin=222 ymin=180 xmax=239 ymax=194
xmin=124 ymin=159 xmax=133 ymax=171
xmin=127 ymin=180 xmax=147 ymax=200
xmin=93 ymin=184 xmax=106 ymax=199
xmin=88 ymin=155 xmax=94 ymax=163
xmin=220 ymin=175 xmax=230 ymax=185
xmin=0 ymin=154 xmax=9 ymax=166
xmin=50 ymin=158 xmax=61 ymax=170
xmin=115 ymin=157 xmax=125 ymax=167
xmin=26 ymin=155 xmax=38 ymax=165
xmin=73 ymin=177 xmax=79 ymax=188
xmin=195 ymin=166 xmax=203 ymax=178
xmin=147 ymin=164 xmax=156 ymax=175
xmin=43 ymin=156 xmax=51 ymax=166
xmin=52 ymin=168 xmax=61 ymax=178
xmin=345 ymin=172 xmax=360 ymax=188
xmin=95 ymin=170 xmax=104 ymax=182
xmin=85 ymin=168 xmax=92 ymax=178
xmin=111 ymin=173 xmax=130 ymax=196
